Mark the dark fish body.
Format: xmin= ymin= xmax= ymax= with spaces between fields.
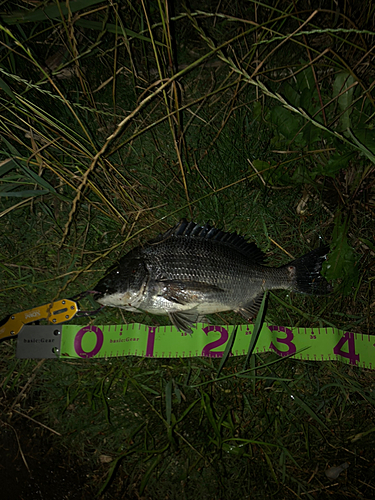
xmin=94 ymin=220 xmax=331 ymax=332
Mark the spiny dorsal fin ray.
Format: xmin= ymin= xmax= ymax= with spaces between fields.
xmin=152 ymin=219 xmax=266 ymax=264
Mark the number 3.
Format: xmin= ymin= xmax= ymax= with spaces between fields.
xmin=269 ymin=326 xmax=296 ymax=357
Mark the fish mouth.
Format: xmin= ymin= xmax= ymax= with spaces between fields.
xmin=92 ymin=290 xmax=104 ymax=302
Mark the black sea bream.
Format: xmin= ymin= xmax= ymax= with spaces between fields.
xmin=94 ymin=220 xmax=331 ymax=332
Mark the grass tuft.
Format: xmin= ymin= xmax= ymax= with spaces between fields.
xmin=0 ymin=1 xmax=374 ymax=498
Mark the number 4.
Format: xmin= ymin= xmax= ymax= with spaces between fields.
xmin=333 ymin=332 xmax=359 ymax=365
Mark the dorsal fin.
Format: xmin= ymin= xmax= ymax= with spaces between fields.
xmin=151 ymin=219 xmax=266 ymax=264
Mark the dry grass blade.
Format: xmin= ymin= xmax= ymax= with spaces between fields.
xmin=0 ymin=2 xmax=374 ymax=498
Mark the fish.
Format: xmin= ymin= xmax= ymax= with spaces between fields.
xmin=94 ymin=220 xmax=331 ymax=333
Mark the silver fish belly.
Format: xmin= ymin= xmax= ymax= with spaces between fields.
xmin=94 ymin=220 xmax=331 ymax=332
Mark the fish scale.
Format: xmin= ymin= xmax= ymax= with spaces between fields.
xmin=94 ymin=220 xmax=331 ymax=333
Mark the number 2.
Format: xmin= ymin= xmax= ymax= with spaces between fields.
xmin=202 ymin=326 xmax=229 ymax=358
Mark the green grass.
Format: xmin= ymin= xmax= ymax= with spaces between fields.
xmin=0 ymin=1 xmax=374 ymax=498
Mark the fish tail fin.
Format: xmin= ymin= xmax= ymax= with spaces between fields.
xmin=284 ymin=246 xmax=332 ymax=295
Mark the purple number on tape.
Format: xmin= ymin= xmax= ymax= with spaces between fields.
xmin=269 ymin=325 xmax=296 ymax=357
xmin=202 ymin=326 xmax=229 ymax=358
xmin=146 ymin=327 xmax=156 ymax=357
xmin=74 ymin=326 xmax=104 ymax=358
xmin=333 ymin=331 xmax=359 ymax=365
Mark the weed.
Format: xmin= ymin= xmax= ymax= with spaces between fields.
xmin=0 ymin=1 xmax=374 ymax=498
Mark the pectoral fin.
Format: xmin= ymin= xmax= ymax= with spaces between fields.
xmin=169 ymin=310 xmax=200 ymax=333
xmin=158 ymin=280 xmax=224 ymax=305
xmin=236 ymin=292 xmax=265 ymax=321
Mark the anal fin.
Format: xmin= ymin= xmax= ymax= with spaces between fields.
xmin=236 ymin=292 xmax=265 ymax=321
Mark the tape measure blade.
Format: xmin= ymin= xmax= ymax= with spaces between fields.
xmin=17 ymin=325 xmax=61 ymax=359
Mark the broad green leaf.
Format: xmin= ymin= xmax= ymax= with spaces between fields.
xmin=270 ymin=106 xmax=305 ymax=146
xmin=333 ymin=71 xmax=356 ymax=130
xmin=323 ymin=215 xmax=359 ymax=295
xmin=243 ymin=292 xmax=267 ymax=370
xmin=0 ymin=148 xmax=56 ymax=193
xmin=283 ymin=82 xmax=300 ymax=107
xmin=20 ymin=165 xmax=56 ymax=193
xmin=291 ymin=164 xmax=314 ymax=184
xmin=0 ymin=262 xmax=17 ymax=277
xmin=175 ymin=398 xmax=200 ymax=424
xmin=1 ymin=137 xmax=22 ymax=157
xmin=300 ymin=87 xmax=320 ymax=116
xmin=217 ymin=325 xmax=238 ymax=377
xmin=302 ymin=121 xmax=321 ymax=146
xmin=165 ymin=380 xmax=172 ymax=425
xmin=201 ymin=392 xmax=220 ymax=438
xmin=0 ymin=189 xmax=49 ymax=197
xmin=0 ymin=0 xmax=105 ymax=24
xmin=0 ymin=77 xmax=17 ymax=101
xmin=0 ymin=158 xmax=17 ymax=176
xmin=252 ymin=159 xmax=272 ymax=177
xmin=222 ymin=442 xmax=245 ymax=456
xmin=358 ymin=238 xmax=375 ymax=253
xmin=296 ymin=64 xmax=315 ymax=92
xmin=75 ymin=20 xmax=164 ymax=46
xmin=347 ymin=128 xmax=375 ymax=164
xmin=253 ymin=100 xmax=262 ymax=120
xmin=139 ymin=454 xmax=164 ymax=494
xmin=278 ymin=380 xmax=331 ymax=432
xmin=318 ymin=150 xmax=356 ymax=178
xmin=0 ymin=182 xmax=19 ymax=192
xmin=351 ymin=126 xmax=375 ymax=154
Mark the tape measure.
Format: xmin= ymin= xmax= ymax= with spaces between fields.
xmin=16 ymin=322 xmax=374 ymax=369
